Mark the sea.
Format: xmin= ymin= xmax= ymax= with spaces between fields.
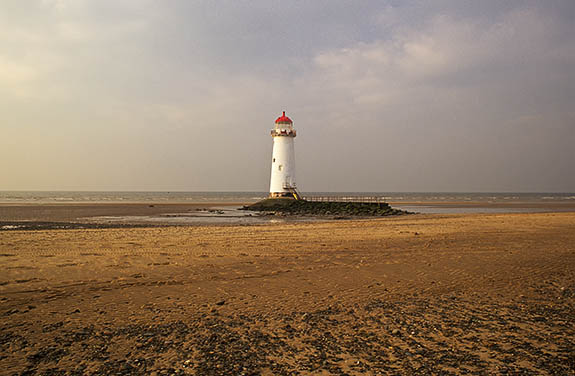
xmin=0 ymin=191 xmax=574 ymax=203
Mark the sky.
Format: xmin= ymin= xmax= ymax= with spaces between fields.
xmin=1 ymin=0 xmax=574 ymax=192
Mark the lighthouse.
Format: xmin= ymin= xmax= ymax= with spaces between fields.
xmin=269 ymin=111 xmax=302 ymax=199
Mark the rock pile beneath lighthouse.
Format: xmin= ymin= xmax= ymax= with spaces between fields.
xmin=243 ymin=199 xmax=409 ymax=217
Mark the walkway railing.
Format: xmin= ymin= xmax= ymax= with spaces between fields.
xmin=303 ymin=196 xmax=387 ymax=203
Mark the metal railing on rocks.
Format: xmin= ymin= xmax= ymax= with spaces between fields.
xmin=303 ymin=196 xmax=387 ymax=203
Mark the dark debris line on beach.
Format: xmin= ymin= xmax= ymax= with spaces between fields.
xmin=3 ymin=285 xmax=574 ymax=375
xmin=0 ymin=222 xmax=166 ymax=231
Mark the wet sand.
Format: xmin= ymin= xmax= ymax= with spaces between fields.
xmin=389 ymin=201 xmax=575 ymax=211
xmin=0 ymin=203 xmax=238 ymax=222
xmin=1 ymin=212 xmax=574 ymax=374
xmin=0 ymin=203 xmax=257 ymax=230
xmin=2 ymin=200 xmax=573 ymax=223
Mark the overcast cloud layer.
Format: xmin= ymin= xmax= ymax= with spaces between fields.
xmin=1 ymin=0 xmax=574 ymax=192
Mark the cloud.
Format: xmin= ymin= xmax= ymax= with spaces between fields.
xmin=311 ymin=6 xmax=575 ymax=90
xmin=290 ymin=4 xmax=575 ymax=191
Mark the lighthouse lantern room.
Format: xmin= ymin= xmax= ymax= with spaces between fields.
xmin=269 ymin=111 xmax=302 ymax=200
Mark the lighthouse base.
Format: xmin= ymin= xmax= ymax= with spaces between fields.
xmin=269 ymin=188 xmax=303 ymax=200
xmin=269 ymin=192 xmax=293 ymax=198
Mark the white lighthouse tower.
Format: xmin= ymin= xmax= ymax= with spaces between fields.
xmin=269 ymin=111 xmax=302 ymax=199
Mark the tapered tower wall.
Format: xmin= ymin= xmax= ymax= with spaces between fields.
xmin=269 ymin=136 xmax=296 ymax=194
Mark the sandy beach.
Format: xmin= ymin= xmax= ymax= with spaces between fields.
xmin=1 ymin=210 xmax=574 ymax=375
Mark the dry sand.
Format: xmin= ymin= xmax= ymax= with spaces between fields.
xmin=1 ymin=212 xmax=574 ymax=375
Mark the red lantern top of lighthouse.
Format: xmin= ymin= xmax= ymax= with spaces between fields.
xmin=275 ymin=111 xmax=293 ymax=124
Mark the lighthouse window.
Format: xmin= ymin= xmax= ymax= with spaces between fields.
xmin=273 ymin=158 xmax=276 ymax=162
xmin=278 ymin=165 xmax=283 ymax=171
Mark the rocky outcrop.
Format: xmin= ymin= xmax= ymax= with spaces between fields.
xmin=242 ymin=199 xmax=409 ymax=217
